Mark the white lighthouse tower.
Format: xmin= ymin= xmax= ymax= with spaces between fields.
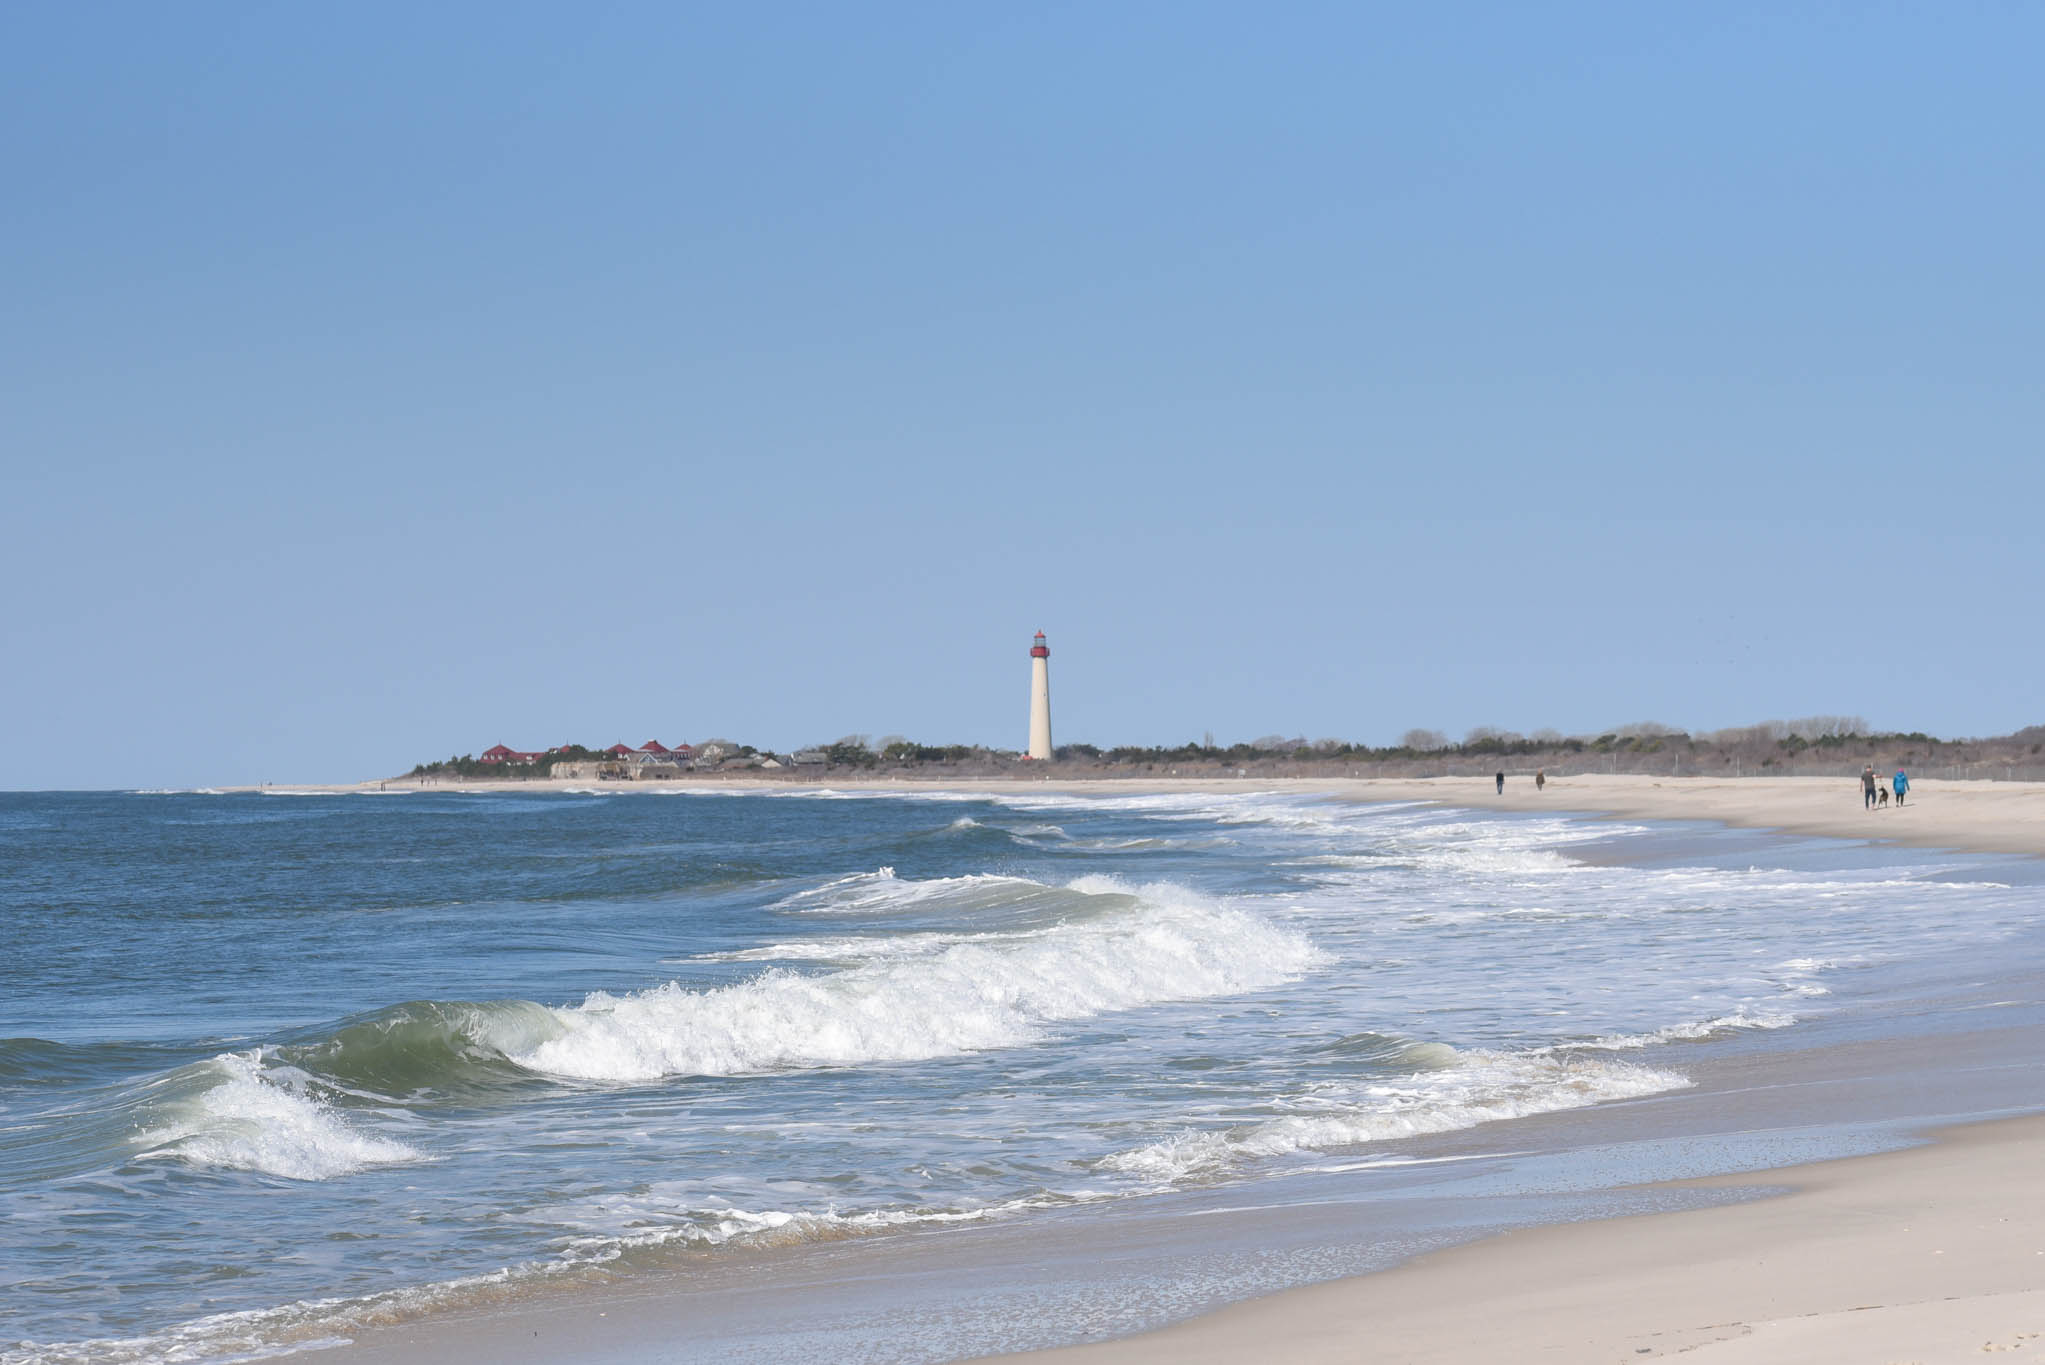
xmin=1026 ymin=630 xmax=1053 ymax=761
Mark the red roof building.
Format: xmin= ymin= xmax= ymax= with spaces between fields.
xmin=639 ymin=740 xmax=671 ymax=755
xmin=606 ymin=743 xmax=635 ymax=756
xmin=480 ymin=744 xmax=516 ymax=763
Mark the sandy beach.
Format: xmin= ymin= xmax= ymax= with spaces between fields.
xmin=324 ymin=1106 xmax=2045 ymax=1365
xmin=337 ymin=771 xmax=2045 ymax=858
xmin=988 ymin=1114 xmax=2045 ymax=1365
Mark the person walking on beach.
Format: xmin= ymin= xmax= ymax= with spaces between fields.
xmin=1496 ymin=770 xmax=1505 ymax=795
xmin=1862 ymin=764 xmax=1878 ymax=809
xmin=1893 ymin=769 xmax=1910 ymax=806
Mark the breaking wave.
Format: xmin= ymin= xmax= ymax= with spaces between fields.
xmin=134 ymin=1052 xmax=425 ymax=1181
xmin=104 ymin=876 xmax=1327 ymax=1159
xmin=512 ymin=875 xmax=1324 ymax=1082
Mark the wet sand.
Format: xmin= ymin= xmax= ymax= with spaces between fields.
xmin=988 ymin=1114 xmax=2045 ymax=1365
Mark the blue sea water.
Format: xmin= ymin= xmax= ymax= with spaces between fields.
xmin=1 ymin=787 xmax=2040 ymax=1364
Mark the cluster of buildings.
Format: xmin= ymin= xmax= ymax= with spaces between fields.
xmin=477 ymin=740 xmax=818 ymax=777
xmin=478 ymin=740 xmax=701 ymax=766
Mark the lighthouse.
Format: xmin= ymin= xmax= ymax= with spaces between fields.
xmin=1026 ymin=631 xmax=1053 ymax=760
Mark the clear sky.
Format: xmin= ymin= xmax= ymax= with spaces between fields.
xmin=5 ymin=3 xmax=2041 ymax=789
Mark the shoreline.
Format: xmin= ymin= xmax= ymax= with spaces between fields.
xmin=986 ymin=1112 xmax=2045 ymax=1365
xmin=264 ymin=772 xmax=2045 ymax=858
xmin=322 ymin=1025 xmax=2045 ymax=1365
xmin=103 ymin=783 xmax=2045 ymax=1364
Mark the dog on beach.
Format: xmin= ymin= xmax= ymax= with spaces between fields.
xmin=1877 ymin=787 xmax=1890 ymax=807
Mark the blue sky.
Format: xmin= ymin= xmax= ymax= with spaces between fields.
xmin=5 ymin=4 xmax=2041 ymax=788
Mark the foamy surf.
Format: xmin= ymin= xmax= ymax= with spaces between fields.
xmin=1558 ymin=1008 xmax=1800 ymax=1052
xmin=134 ymin=1052 xmax=425 ymax=1180
xmin=1099 ymin=1050 xmax=1688 ymax=1183
xmin=512 ymin=876 xmax=1325 ymax=1081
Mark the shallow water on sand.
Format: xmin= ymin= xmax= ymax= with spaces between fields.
xmin=2 ymin=788 xmax=2039 ymax=1364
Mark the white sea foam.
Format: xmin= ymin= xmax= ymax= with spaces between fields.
xmin=668 ymin=928 xmax=1041 ymax=965
xmin=1554 ymin=1008 xmax=1800 ymax=1052
xmin=1099 ymin=1051 xmax=1687 ymax=1183
xmin=767 ymin=867 xmax=1052 ymax=915
xmin=135 ymin=1052 xmax=424 ymax=1180
xmin=508 ymin=877 xmax=1325 ymax=1082
xmin=533 ymin=1184 xmax=1114 ymax=1265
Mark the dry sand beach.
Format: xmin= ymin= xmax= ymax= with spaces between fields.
xmin=290 ymin=773 xmax=2045 ymax=1365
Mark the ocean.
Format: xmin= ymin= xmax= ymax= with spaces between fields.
xmin=3 ymin=787 xmax=2042 ymax=1364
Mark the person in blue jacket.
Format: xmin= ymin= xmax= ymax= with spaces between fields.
xmin=1893 ymin=769 xmax=1910 ymax=806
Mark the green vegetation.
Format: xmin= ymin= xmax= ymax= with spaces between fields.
xmin=403 ymin=718 xmax=2045 ymax=782
xmin=410 ymin=745 xmax=598 ymax=779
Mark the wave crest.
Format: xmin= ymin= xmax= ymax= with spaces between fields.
xmin=135 ymin=1052 xmax=425 ymax=1180
xmin=513 ymin=877 xmax=1324 ymax=1082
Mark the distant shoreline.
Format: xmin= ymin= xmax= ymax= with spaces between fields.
xmin=238 ymin=772 xmax=2045 ymax=858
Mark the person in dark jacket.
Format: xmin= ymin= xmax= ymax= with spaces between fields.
xmin=1495 ymin=771 xmax=1505 ymax=795
xmin=1862 ymin=765 xmax=1878 ymax=809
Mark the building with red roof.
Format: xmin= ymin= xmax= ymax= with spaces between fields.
xmin=480 ymin=744 xmax=544 ymax=764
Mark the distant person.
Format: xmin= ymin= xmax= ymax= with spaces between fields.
xmin=1894 ymin=769 xmax=1909 ymax=806
xmin=1861 ymin=764 xmax=1878 ymax=809
xmin=1535 ymin=769 xmax=1546 ymax=792
xmin=1496 ymin=770 xmax=1505 ymax=795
